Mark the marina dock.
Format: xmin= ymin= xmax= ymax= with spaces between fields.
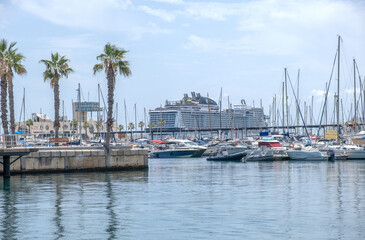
xmin=1 ymin=147 xmax=148 ymax=177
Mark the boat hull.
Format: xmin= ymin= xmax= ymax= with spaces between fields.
xmin=206 ymin=152 xmax=247 ymax=161
xmin=150 ymin=149 xmax=197 ymax=158
xmin=346 ymin=150 xmax=365 ymax=160
xmin=191 ymin=148 xmax=206 ymax=158
xmin=244 ymin=155 xmax=273 ymax=162
xmin=286 ymin=150 xmax=328 ymax=161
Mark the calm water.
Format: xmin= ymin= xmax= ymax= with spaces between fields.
xmin=1 ymin=159 xmax=365 ymax=240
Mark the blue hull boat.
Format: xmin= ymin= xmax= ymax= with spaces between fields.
xmin=206 ymin=151 xmax=247 ymax=161
xmin=150 ymin=149 xmax=198 ymax=158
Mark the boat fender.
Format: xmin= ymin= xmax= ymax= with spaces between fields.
xmin=289 ymin=143 xmax=294 ymax=149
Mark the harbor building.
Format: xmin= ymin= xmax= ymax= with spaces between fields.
xmin=149 ymin=92 xmax=268 ymax=133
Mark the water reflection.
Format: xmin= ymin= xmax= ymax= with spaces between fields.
xmin=1 ymin=179 xmax=18 ymax=240
xmin=53 ymin=177 xmax=64 ymax=240
xmin=105 ymin=173 xmax=117 ymax=240
xmin=0 ymin=161 xmax=364 ymax=240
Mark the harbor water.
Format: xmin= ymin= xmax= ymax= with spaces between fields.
xmin=1 ymin=158 xmax=365 ymax=240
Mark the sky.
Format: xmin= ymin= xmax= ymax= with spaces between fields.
xmin=0 ymin=0 xmax=365 ymax=126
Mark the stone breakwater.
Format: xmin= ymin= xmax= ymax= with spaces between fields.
xmin=1 ymin=148 xmax=148 ymax=174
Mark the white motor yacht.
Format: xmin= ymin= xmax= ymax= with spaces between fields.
xmin=286 ymin=146 xmax=328 ymax=161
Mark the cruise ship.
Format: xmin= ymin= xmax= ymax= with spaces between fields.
xmin=149 ymin=92 xmax=267 ymax=132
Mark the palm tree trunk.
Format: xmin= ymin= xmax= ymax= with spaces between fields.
xmin=8 ymin=75 xmax=15 ymax=135
xmin=1 ymin=71 xmax=9 ymax=142
xmin=84 ymin=127 xmax=88 ymax=139
xmin=54 ymin=79 xmax=60 ymax=139
xmin=106 ymin=65 xmax=115 ymax=147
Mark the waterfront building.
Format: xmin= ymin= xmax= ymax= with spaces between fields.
xmin=15 ymin=113 xmax=114 ymax=139
xmin=149 ymin=92 xmax=268 ymax=133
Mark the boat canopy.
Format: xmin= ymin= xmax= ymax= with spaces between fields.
xmin=150 ymin=140 xmax=165 ymax=144
xmin=258 ymin=141 xmax=282 ymax=148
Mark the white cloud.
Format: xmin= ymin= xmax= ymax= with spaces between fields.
xmin=183 ymin=2 xmax=245 ymax=21
xmin=311 ymin=89 xmax=326 ymax=97
xmin=183 ymin=34 xmax=296 ymax=55
xmin=182 ymin=0 xmax=365 ymax=57
xmin=153 ymin=0 xmax=184 ymax=4
xmin=46 ymin=34 xmax=99 ymax=50
xmin=10 ymin=0 xmax=173 ymax=38
xmin=139 ymin=5 xmax=176 ymax=22
xmin=11 ymin=0 xmax=130 ymax=29
xmin=344 ymin=88 xmax=362 ymax=95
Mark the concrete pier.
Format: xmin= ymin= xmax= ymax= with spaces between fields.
xmin=1 ymin=147 xmax=148 ymax=175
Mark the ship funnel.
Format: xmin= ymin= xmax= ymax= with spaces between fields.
xmin=241 ymin=99 xmax=246 ymax=105
xmin=197 ymin=93 xmax=201 ymax=98
xmin=184 ymin=93 xmax=188 ymax=98
xmin=191 ymin=92 xmax=196 ymax=100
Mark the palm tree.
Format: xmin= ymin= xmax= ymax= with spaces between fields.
xmin=25 ymin=118 xmax=33 ymax=134
xmin=148 ymin=122 xmax=155 ymax=129
xmin=95 ymin=120 xmax=101 ymax=137
xmin=148 ymin=121 xmax=155 ymax=139
xmin=128 ymin=122 xmax=134 ymax=141
xmin=138 ymin=121 xmax=145 ymax=138
xmin=93 ymin=43 xmax=131 ymax=148
xmin=118 ymin=124 xmax=123 ymax=139
xmin=83 ymin=121 xmax=89 ymax=139
xmin=0 ymin=39 xmax=14 ymax=138
xmin=157 ymin=119 xmax=165 ymax=140
xmin=40 ymin=53 xmax=74 ymax=139
xmin=71 ymin=118 xmax=77 ymax=131
xmin=6 ymin=43 xmax=26 ymax=136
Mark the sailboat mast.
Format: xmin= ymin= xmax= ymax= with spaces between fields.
xmin=116 ymin=102 xmax=118 ymax=131
xmin=336 ymin=35 xmax=341 ymax=135
xmin=219 ymin=87 xmax=222 ymax=132
xmin=363 ymin=76 xmax=365 ymax=127
xmin=285 ymin=68 xmax=289 ymax=133
xmin=354 ymin=59 xmax=357 ymax=121
xmin=325 ymin=82 xmax=328 ymax=130
xmin=78 ymin=83 xmax=81 ymax=139
xmin=282 ymin=81 xmax=285 ymax=133
xmin=274 ymin=94 xmax=276 ymax=129
xmin=296 ymin=69 xmax=300 ymax=128
xmin=134 ymin=103 xmax=137 ymax=136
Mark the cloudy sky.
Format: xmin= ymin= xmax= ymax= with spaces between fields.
xmin=1 ymin=0 xmax=365 ymax=125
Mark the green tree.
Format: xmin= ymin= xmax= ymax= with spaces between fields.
xmin=5 ymin=43 xmax=26 ymax=136
xmin=0 ymin=39 xmax=15 ymax=138
xmin=118 ymin=124 xmax=124 ymax=139
xmin=71 ymin=118 xmax=77 ymax=131
xmin=93 ymin=43 xmax=131 ymax=148
xmin=148 ymin=121 xmax=155 ymax=139
xmin=25 ymin=118 xmax=33 ymax=134
xmin=157 ymin=119 xmax=165 ymax=140
xmin=138 ymin=121 xmax=145 ymax=138
xmin=95 ymin=120 xmax=101 ymax=137
xmin=128 ymin=122 xmax=134 ymax=141
xmin=40 ymin=53 xmax=74 ymax=139
xmin=83 ymin=121 xmax=89 ymax=139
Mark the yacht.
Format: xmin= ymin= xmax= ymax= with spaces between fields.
xmin=286 ymin=146 xmax=328 ymax=161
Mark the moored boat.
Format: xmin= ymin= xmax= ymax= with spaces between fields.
xmin=150 ymin=148 xmax=198 ymax=158
xmin=286 ymin=147 xmax=328 ymax=161
xmin=206 ymin=151 xmax=247 ymax=162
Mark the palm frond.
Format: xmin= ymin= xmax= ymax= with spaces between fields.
xmin=93 ymin=63 xmax=104 ymax=75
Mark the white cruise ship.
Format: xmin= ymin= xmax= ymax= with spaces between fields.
xmin=149 ymin=92 xmax=267 ymax=131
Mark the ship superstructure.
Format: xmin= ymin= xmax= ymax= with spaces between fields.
xmin=149 ymin=92 xmax=267 ymax=131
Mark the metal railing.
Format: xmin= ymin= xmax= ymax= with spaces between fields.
xmin=0 ymin=134 xmax=52 ymax=149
